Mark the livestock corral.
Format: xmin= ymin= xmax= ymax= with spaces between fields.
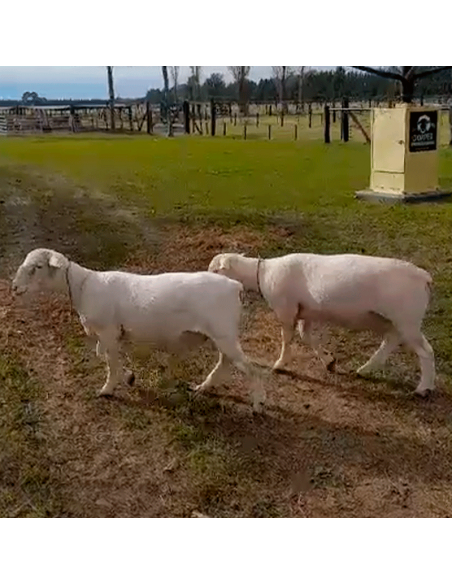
xmin=1 ymin=134 xmax=452 ymax=518
xmin=2 ymin=100 xmax=451 ymax=145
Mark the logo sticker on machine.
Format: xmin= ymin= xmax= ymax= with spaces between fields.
xmin=409 ymin=111 xmax=438 ymax=152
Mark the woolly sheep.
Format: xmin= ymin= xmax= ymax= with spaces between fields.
xmin=208 ymin=252 xmax=435 ymax=396
xmin=12 ymin=248 xmax=265 ymax=410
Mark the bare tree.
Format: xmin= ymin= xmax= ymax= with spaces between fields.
xmin=272 ymin=66 xmax=292 ymax=124
xmin=189 ymin=66 xmax=202 ymax=101
xmin=297 ymin=66 xmax=308 ymax=112
xmin=162 ymin=66 xmax=170 ymax=94
xmin=106 ymin=66 xmax=115 ymax=131
xmin=228 ymin=66 xmax=251 ymax=115
xmin=352 ymin=66 xmax=452 ymax=103
xmin=170 ymin=66 xmax=180 ymax=103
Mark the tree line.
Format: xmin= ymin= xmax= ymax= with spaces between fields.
xmin=146 ymin=66 xmax=452 ymax=107
xmin=2 ymin=66 xmax=451 ymax=109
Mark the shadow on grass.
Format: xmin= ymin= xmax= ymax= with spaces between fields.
xmin=109 ymin=370 xmax=452 ymax=498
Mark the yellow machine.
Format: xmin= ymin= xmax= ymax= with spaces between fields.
xmin=356 ymin=104 xmax=450 ymax=202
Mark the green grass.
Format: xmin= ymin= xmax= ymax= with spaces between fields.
xmin=1 ymin=134 xmax=450 ymax=212
xmin=2 ymin=136 xmax=452 ymax=325
xmin=2 ymin=134 xmax=452 ymax=517
xmin=2 ymin=136 xmax=452 ymax=363
xmin=0 ymin=135 xmax=370 ymax=212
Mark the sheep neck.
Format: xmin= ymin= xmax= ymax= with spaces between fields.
xmin=65 ymin=263 xmax=74 ymax=313
xmin=65 ymin=261 xmax=90 ymax=315
xmin=256 ymin=257 xmax=264 ymax=297
xmin=238 ymin=257 xmax=264 ymax=294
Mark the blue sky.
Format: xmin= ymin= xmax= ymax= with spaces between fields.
xmin=0 ymin=66 xmax=334 ymax=100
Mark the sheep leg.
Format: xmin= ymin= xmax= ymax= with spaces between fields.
xmin=80 ymin=322 xmax=109 ymax=364
xmin=273 ymin=324 xmax=295 ymax=371
xmin=207 ymin=337 xmax=266 ymax=412
xmin=96 ymin=340 xmax=105 ymax=358
xmin=96 ymin=339 xmax=134 ymax=386
xmin=97 ymin=330 xmax=122 ymax=396
xmin=194 ymin=352 xmax=228 ymax=392
xmin=299 ymin=320 xmax=336 ymax=371
xmin=401 ymin=329 xmax=435 ymax=396
xmin=357 ymin=331 xmax=400 ymax=376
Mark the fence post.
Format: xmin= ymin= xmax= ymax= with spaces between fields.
xmin=449 ymin=107 xmax=452 ymax=146
xmin=191 ymin=104 xmax=196 ymax=133
xmin=256 ymin=112 xmax=259 ymax=127
xmin=69 ymin=105 xmax=75 ymax=133
xmin=234 ymin=113 xmax=237 ymax=126
xmin=269 ymin=105 xmax=272 ymax=116
xmin=210 ymin=98 xmax=216 ymax=137
xmin=294 ymin=124 xmax=298 ymax=140
xmin=150 ymin=106 xmax=154 ymax=134
xmin=341 ymin=97 xmax=349 ymax=142
xmin=223 ymin=122 xmax=227 ymax=136
xmin=308 ymin=103 xmax=312 ymax=128
xmin=183 ymin=100 xmax=190 ymax=134
xmin=332 ymin=101 xmax=336 ymax=123
xmin=197 ymin=104 xmax=203 ymax=134
xmin=128 ymin=106 xmax=133 ymax=131
xmin=324 ymin=104 xmax=330 ymax=144
xmin=145 ymin=102 xmax=151 ymax=134
xmin=244 ymin=124 xmax=247 ymax=140
xmin=268 ymin=124 xmax=271 ymax=140
xmin=146 ymin=101 xmax=152 ymax=134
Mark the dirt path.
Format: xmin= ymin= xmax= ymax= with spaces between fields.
xmin=1 ymin=162 xmax=452 ymax=517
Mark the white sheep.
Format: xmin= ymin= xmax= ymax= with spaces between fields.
xmin=208 ymin=252 xmax=435 ymax=396
xmin=12 ymin=248 xmax=265 ymax=410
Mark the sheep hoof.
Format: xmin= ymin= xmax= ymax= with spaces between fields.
xmin=252 ymin=400 xmax=264 ymax=414
xmin=272 ymin=363 xmax=286 ymax=373
xmin=414 ymin=387 xmax=433 ymax=399
xmin=125 ymin=371 xmax=135 ymax=386
xmin=356 ymin=365 xmax=371 ymax=377
xmin=188 ymin=383 xmax=207 ymax=396
xmin=326 ymin=358 xmax=336 ymax=372
xmin=98 ymin=386 xmax=114 ymax=397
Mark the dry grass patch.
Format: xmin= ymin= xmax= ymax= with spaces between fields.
xmin=2 ymin=158 xmax=452 ymax=517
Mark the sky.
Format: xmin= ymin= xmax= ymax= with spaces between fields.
xmin=0 ymin=66 xmax=334 ymax=100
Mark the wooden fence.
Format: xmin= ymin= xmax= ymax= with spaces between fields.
xmin=0 ymin=103 xmax=185 ymax=136
xmin=1 ymin=99 xmax=451 ymax=146
xmin=323 ymin=102 xmax=452 ymax=145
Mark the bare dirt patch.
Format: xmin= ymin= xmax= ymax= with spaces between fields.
xmin=1 ymin=163 xmax=452 ymax=517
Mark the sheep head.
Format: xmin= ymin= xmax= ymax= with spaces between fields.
xmin=208 ymin=253 xmax=247 ymax=281
xmin=12 ymin=248 xmax=69 ymax=296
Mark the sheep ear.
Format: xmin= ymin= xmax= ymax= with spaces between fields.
xmin=48 ymin=252 xmax=66 ymax=269
xmin=219 ymin=256 xmax=231 ymax=270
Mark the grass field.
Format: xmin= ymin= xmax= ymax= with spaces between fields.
xmin=151 ymin=109 xmax=451 ymax=145
xmin=1 ymin=134 xmax=452 ymax=517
